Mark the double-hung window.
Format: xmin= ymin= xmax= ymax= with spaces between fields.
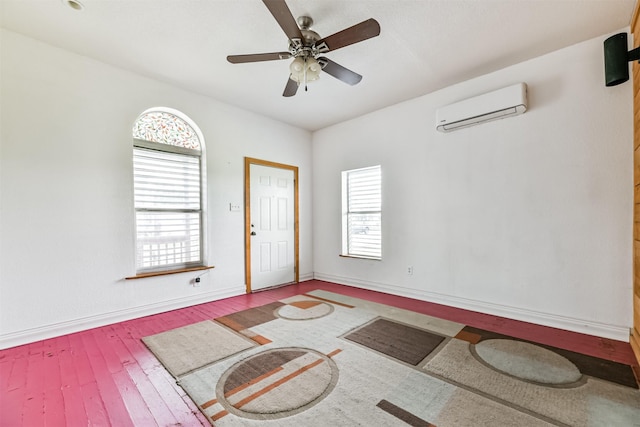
xmin=341 ymin=165 xmax=382 ymax=259
xmin=132 ymin=109 xmax=205 ymax=273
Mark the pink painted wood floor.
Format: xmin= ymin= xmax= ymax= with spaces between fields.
xmin=0 ymin=280 xmax=637 ymax=426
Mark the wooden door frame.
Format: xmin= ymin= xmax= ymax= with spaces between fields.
xmin=244 ymin=157 xmax=299 ymax=293
xmin=631 ymin=2 xmax=640 ymax=366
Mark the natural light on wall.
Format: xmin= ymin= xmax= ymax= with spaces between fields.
xmin=341 ymin=165 xmax=382 ymax=259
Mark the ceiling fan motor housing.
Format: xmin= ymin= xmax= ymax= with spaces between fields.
xmin=301 ymin=29 xmax=320 ymax=46
xmin=288 ymin=16 xmax=321 ymax=59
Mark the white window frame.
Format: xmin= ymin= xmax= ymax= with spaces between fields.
xmin=132 ymin=108 xmax=207 ymax=274
xmin=341 ymin=165 xmax=382 ymax=260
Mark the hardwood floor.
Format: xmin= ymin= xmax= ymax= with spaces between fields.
xmin=0 ymin=280 xmax=637 ymax=426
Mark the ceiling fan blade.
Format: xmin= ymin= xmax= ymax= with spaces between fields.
xmin=318 ymin=57 xmax=363 ymax=86
xmin=283 ymin=77 xmax=299 ymax=97
xmin=227 ymin=52 xmax=291 ymax=64
xmin=263 ymin=0 xmax=304 ymax=43
xmin=314 ymin=18 xmax=380 ymax=53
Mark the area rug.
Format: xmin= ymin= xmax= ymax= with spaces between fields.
xmin=142 ymin=290 xmax=640 ymax=426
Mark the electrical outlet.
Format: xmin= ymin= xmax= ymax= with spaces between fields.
xmin=407 ymin=265 xmax=413 ymax=276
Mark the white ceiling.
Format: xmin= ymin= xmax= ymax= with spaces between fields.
xmin=0 ymin=0 xmax=635 ymax=131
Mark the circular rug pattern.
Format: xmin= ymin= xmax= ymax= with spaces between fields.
xmin=474 ymin=339 xmax=582 ymax=385
xmin=216 ymin=347 xmax=339 ymax=420
xmin=275 ymin=300 xmax=334 ymax=320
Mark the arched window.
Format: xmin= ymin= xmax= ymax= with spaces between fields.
xmin=132 ymin=108 xmax=206 ymax=273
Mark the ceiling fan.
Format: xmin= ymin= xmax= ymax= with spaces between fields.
xmin=227 ymin=0 xmax=380 ymax=97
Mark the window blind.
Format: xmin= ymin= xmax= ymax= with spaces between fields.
xmin=346 ymin=165 xmax=381 ymax=259
xmin=133 ymin=147 xmax=202 ymax=270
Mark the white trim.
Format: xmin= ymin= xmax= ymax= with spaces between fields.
xmin=0 ymin=285 xmax=244 ymax=350
xmin=313 ymin=272 xmax=631 ymax=342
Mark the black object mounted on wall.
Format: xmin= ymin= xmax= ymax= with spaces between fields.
xmin=604 ymin=33 xmax=640 ymax=86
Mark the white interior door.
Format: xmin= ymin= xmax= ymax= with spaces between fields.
xmin=250 ymin=164 xmax=295 ymax=290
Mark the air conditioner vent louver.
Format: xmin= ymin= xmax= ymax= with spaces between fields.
xmin=436 ymin=83 xmax=528 ymax=133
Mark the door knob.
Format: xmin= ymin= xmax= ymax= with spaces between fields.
xmin=251 ymin=231 xmax=257 ymax=236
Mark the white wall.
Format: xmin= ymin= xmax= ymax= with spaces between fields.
xmin=312 ymin=31 xmax=634 ymax=340
xmin=0 ymin=30 xmax=313 ymax=348
xmin=1 ymin=27 xmax=634 ymax=348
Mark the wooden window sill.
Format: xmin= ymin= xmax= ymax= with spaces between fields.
xmin=125 ymin=265 xmax=215 ymax=280
xmin=339 ymin=254 xmax=381 ymax=261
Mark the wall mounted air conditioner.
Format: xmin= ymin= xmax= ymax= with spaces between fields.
xmin=435 ymin=83 xmax=528 ymax=132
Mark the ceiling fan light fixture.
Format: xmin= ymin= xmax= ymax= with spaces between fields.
xmin=289 ymin=57 xmax=321 ymax=84
xmin=289 ymin=57 xmax=305 ymax=76
xmin=306 ymin=57 xmax=321 ymax=79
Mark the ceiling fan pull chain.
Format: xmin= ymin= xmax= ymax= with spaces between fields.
xmin=304 ymin=57 xmax=308 ymax=91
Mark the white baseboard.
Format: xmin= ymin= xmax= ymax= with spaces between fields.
xmin=0 ymin=285 xmax=245 ymax=350
xmin=313 ymin=272 xmax=631 ymax=342
xmin=3 ymin=274 xmax=630 ymax=349
xmin=299 ymin=272 xmax=314 ymax=282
